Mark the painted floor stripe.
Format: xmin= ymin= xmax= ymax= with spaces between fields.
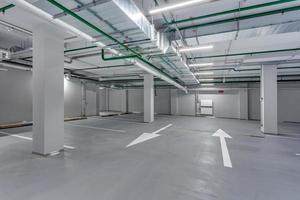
xmin=65 ymin=123 xmax=126 ymax=133
xmin=0 ymin=131 xmax=75 ymax=150
xmin=296 ymin=153 xmax=300 ymax=156
xmin=152 ymin=124 xmax=173 ymax=134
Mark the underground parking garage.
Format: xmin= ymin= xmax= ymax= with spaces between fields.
xmin=0 ymin=0 xmax=300 ymax=199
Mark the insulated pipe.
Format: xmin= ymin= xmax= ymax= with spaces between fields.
xmin=166 ymin=0 xmax=296 ymax=25
xmin=46 ymin=0 xmax=187 ymax=92
xmin=0 ymin=61 xmax=32 ymax=71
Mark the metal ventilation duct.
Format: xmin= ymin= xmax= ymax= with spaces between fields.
xmin=98 ymin=0 xmax=198 ymax=84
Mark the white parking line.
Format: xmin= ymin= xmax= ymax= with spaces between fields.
xmin=296 ymin=153 xmax=300 ymax=156
xmin=0 ymin=131 xmax=75 ymax=150
xmin=65 ymin=123 xmax=126 ymax=133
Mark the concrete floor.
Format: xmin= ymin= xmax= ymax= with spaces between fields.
xmin=0 ymin=114 xmax=299 ymax=200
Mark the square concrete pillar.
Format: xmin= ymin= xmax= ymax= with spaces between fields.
xmin=32 ymin=24 xmax=64 ymax=155
xmin=144 ymin=74 xmax=154 ymax=123
xmin=261 ymin=65 xmax=278 ymax=134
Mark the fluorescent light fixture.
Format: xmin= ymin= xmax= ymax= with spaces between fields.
xmin=149 ymin=0 xmax=208 ymax=14
xmin=189 ymin=62 xmax=214 ymax=67
xmin=201 ymin=83 xmax=214 ymax=86
xmin=194 ymin=71 xmax=214 ymax=75
xmin=199 ymin=78 xmax=214 ymax=81
xmin=179 ymin=45 xmax=213 ymax=52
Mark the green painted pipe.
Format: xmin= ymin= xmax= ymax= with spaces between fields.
xmin=189 ymin=48 xmax=300 ymax=60
xmin=175 ymin=5 xmax=300 ymax=31
xmin=0 ymin=4 xmax=15 ymax=13
xmin=101 ymin=48 xmax=138 ymax=61
xmin=166 ymin=0 xmax=296 ymax=25
xmin=47 ymin=0 xmax=181 ymax=87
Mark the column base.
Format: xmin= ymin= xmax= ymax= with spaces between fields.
xmin=32 ymin=149 xmax=64 ymax=157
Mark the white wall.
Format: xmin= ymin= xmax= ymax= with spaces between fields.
xmin=278 ymin=86 xmax=300 ymax=122
xmin=0 ymin=68 xmax=32 ymax=124
xmin=155 ymin=89 xmax=171 ymax=114
xmin=108 ymin=89 xmax=127 ymax=112
xmin=177 ymin=91 xmax=195 ymax=116
xmin=110 ymin=88 xmax=172 ymax=115
xmin=248 ymin=88 xmax=260 ymax=120
xmin=86 ymin=89 xmax=97 ymax=116
xmin=0 ymin=68 xmax=98 ymax=124
xmin=1 ymin=68 xmax=300 ymax=123
xmin=197 ymin=90 xmax=240 ymax=119
xmin=64 ymin=79 xmax=82 ymax=118
xmin=128 ymin=89 xmax=143 ymax=113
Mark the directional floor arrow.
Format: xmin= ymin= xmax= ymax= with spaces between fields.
xmin=126 ymin=124 xmax=172 ymax=148
xmin=126 ymin=132 xmax=160 ymax=147
xmin=213 ymin=129 xmax=232 ymax=168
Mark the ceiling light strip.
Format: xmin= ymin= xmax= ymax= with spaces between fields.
xmin=150 ymin=0 xmax=209 ymax=14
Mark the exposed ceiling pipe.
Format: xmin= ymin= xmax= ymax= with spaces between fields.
xmin=0 ymin=61 xmax=32 ymax=71
xmin=72 ymin=64 xmax=134 ymax=72
xmin=189 ymin=48 xmax=300 ymax=60
xmin=6 ymin=0 xmax=99 ymax=43
xmin=173 ymin=4 xmax=300 ymax=31
xmin=166 ymin=0 xmax=297 ymax=25
xmin=0 ymin=4 xmax=15 ymax=13
xmin=53 ymin=0 xmax=111 ymax=18
xmin=46 ymin=0 xmax=187 ymax=92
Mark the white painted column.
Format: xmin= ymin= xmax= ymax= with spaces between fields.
xmin=261 ymin=65 xmax=278 ymax=134
xmin=32 ymin=24 xmax=64 ymax=155
xmin=144 ymin=74 xmax=154 ymax=123
xmin=239 ymin=88 xmax=248 ymax=120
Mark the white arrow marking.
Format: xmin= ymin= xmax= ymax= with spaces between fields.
xmin=126 ymin=124 xmax=172 ymax=147
xmin=213 ymin=129 xmax=232 ymax=168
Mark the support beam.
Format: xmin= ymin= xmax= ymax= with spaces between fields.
xmin=260 ymin=65 xmax=278 ymax=134
xmin=32 ymin=24 xmax=64 ymax=155
xmin=144 ymin=74 xmax=154 ymax=123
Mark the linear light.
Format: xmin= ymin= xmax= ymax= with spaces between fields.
xmin=194 ymin=72 xmax=214 ymax=75
xmin=179 ymin=45 xmax=213 ymax=52
xmin=149 ymin=0 xmax=209 ymax=14
xmin=189 ymin=62 xmax=214 ymax=67
xmin=201 ymin=83 xmax=215 ymax=86
xmin=199 ymin=78 xmax=214 ymax=81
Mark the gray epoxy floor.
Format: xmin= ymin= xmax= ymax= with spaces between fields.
xmin=0 ymin=114 xmax=300 ymax=200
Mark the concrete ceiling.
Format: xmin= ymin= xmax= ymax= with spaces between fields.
xmin=1 ymin=0 xmax=300 ymax=87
